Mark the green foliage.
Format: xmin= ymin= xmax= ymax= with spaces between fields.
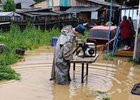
xmin=3 ymin=0 xmax=16 ymax=11
xmin=78 ymin=30 xmax=88 ymax=41
xmin=0 ymin=24 xmax=60 ymax=65
xmin=0 ymin=66 xmax=20 ymax=80
xmin=128 ymin=57 xmax=136 ymax=64
xmin=96 ymin=91 xmax=110 ymax=100
xmin=97 ymin=91 xmax=106 ymax=94
xmin=103 ymin=97 xmax=110 ymax=100
xmin=103 ymin=52 xmax=114 ymax=60
xmin=0 ymin=36 xmax=6 ymax=41
xmin=0 ymin=24 xmax=60 ymax=80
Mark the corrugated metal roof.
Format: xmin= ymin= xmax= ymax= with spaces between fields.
xmin=14 ymin=0 xmax=35 ymax=8
xmin=88 ymin=0 xmax=120 ymax=7
xmin=23 ymin=11 xmax=58 ymax=17
xmin=29 ymin=12 xmax=58 ymax=16
xmin=52 ymin=11 xmax=68 ymax=15
xmin=16 ymin=8 xmax=52 ymax=13
xmin=23 ymin=12 xmax=38 ymax=17
xmin=0 ymin=12 xmax=21 ymax=16
xmin=65 ymin=6 xmax=101 ymax=13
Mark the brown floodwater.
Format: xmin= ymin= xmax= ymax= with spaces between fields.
xmin=0 ymin=46 xmax=140 ymax=100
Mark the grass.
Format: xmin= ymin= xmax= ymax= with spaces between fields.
xmin=103 ymin=97 xmax=110 ymax=100
xmin=0 ymin=24 xmax=60 ymax=80
xmin=0 ymin=65 xmax=20 ymax=80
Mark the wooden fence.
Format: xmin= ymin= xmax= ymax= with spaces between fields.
xmin=0 ymin=18 xmax=84 ymax=32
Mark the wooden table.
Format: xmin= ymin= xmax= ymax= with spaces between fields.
xmin=70 ymin=54 xmax=99 ymax=83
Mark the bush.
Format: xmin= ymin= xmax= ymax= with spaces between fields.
xmin=0 ymin=66 xmax=19 ymax=80
xmin=0 ymin=24 xmax=60 ymax=80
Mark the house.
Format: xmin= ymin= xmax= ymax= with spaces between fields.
xmin=0 ymin=12 xmax=22 ymax=22
xmin=29 ymin=0 xmax=119 ymax=24
xmin=0 ymin=0 xmax=35 ymax=10
xmin=64 ymin=0 xmax=119 ymax=24
xmin=30 ymin=1 xmax=49 ymax=9
xmin=65 ymin=5 xmax=101 ymax=23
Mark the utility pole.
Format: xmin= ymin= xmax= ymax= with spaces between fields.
xmin=51 ymin=0 xmax=54 ymax=11
xmin=133 ymin=0 xmax=140 ymax=60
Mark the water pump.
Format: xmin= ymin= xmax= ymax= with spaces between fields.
xmin=73 ymin=42 xmax=96 ymax=58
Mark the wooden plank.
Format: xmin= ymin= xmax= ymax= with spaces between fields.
xmin=115 ymin=50 xmax=133 ymax=57
xmin=0 ymin=22 xmax=10 ymax=25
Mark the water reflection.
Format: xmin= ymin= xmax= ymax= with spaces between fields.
xmin=51 ymin=83 xmax=71 ymax=100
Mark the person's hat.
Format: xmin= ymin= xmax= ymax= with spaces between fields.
xmin=75 ymin=24 xmax=86 ymax=35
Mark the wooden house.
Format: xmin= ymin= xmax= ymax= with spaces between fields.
xmin=30 ymin=1 xmax=49 ymax=9
xmin=0 ymin=12 xmax=22 ymax=22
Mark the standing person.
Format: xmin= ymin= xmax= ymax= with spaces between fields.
xmin=128 ymin=16 xmax=135 ymax=50
xmin=50 ymin=24 xmax=85 ymax=85
xmin=120 ymin=16 xmax=133 ymax=50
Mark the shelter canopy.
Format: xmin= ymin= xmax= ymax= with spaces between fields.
xmin=65 ymin=6 xmax=101 ymax=13
xmin=0 ymin=12 xmax=21 ymax=17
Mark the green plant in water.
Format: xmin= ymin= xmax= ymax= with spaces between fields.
xmin=128 ymin=57 xmax=136 ymax=63
xmin=0 ymin=24 xmax=60 ymax=80
xmin=103 ymin=97 xmax=110 ymax=100
xmin=0 ymin=66 xmax=20 ymax=80
xmin=103 ymin=52 xmax=114 ymax=60
xmin=78 ymin=30 xmax=88 ymax=41
xmin=96 ymin=91 xmax=110 ymax=100
xmin=97 ymin=91 xmax=106 ymax=94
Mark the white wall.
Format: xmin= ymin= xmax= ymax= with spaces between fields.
xmin=121 ymin=9 xmax=140 ymax=30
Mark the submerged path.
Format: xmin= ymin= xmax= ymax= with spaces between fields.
xmin=0 ymin=46 xmax=140 ymax=100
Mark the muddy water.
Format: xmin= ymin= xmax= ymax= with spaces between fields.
xmin=0 ymin=46 xmax=140 ymax=100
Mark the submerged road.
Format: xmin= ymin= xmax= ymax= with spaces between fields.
xmin=0 ymin=46 xmax=140 ymax=100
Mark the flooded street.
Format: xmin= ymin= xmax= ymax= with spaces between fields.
xmin=0 ymin=46 xmax=140 ymax=100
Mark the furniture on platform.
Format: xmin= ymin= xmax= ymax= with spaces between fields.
xmin=87 ymin=25 xmax=117 ymax=46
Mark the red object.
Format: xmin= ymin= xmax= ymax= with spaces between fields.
xmin=87 ymin=25 xmax=117 ymax=50
xmin=120 ymin=20 xmax=133 ymax=39
xmin=89 ymin=25 xmax=117 ymax=41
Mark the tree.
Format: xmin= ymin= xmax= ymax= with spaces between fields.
xmin=3 ymin=0 xmax=16 ymax=12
